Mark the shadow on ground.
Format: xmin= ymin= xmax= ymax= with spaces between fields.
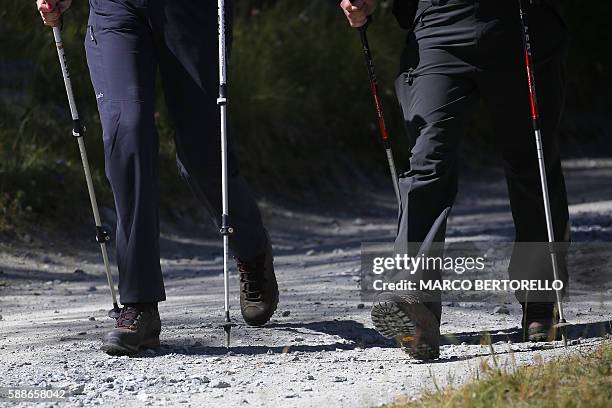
xmin=133 ymin=319 xmax=612 ymax=358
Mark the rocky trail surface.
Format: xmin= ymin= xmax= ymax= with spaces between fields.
xmin=1 ymin=159 xmax=611 ymax=407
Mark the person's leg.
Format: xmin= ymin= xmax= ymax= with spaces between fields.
xmin=394 ymin=72 xmax=478 ymax=321
xmin=151 ymin=0 xmax=267 ymax=262
xmin=86 ymin=0 xmax=164 ymax=355
xmin=150 ymin=0 xmax=278 ymax=325
xmin=478 ymin=4 xmax=570 ymax=298
xmin=478 ymin=3 xmax=570 ymax=339
xmin=85 ymin=0 xmax=164 ymax=304
xmin=371 ymin=72 xmax=477 ymax=360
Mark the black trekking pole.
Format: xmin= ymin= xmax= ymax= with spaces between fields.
xmin=216 ymin=0 xmax=236 ymax=348
xmin=517 ymin=0 xmax=568 ymax=347
xmin=52 ymin=26 xmax=121 ymax=320
xmin=349 ymin=0 xmax=401 ymax=206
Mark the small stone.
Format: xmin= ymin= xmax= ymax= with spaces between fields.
xmin=87 ymin=286 xmax=97 ymax=292
xmin=88 ymin=316 xmax=96 ymax=321
xmin=357 ymin=303 xmax=365 ymax=309
xmin=294 ymin=337 xmax=304 ymax=342
xmin=333 ymin=376 xmax=347 ymax=382
xmin=74 ymin=269 xmax=86 ymax=275
xmin=305 ymin=249 xmax=316 ymax=256
xmin=282 ymin=311 xmax=291 ymax=317
xmin=306 ymin=375 xmax=315 ymax=380
xmin=71 ymin=384 xmax=85 ymax=395
xmin=493 ymin=305 xmax=510 ymax=315
xmin=210 ymin=380 xmax=231 ymax=389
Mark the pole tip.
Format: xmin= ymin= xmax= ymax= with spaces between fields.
xmin=220 ymin=319 xmax=236 ymax=348
xmin=224 ymin=325 xmax=231 ymax=348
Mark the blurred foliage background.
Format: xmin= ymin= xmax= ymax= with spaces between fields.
xmin=0 ymin=0 xmax=610 ymax=235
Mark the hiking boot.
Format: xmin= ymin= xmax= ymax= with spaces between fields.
xmin=236 ymin=236 xmax=279 ymax=326
xmin=522 ymin=302 xmax=557 ymax=342
xmin=371 ymin=292 xmax=440 ymax=360
xmin=101 ymin=303 xmax=161 ymax=355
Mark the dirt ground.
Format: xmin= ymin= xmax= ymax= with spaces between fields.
xmin=0 ymin=158 xmax=611 ymax=407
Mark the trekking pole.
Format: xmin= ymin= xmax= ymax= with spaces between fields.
xmin=217 ymin=0 xmax=236 ymax=348
xmin=349 ymin=0 xmax=401 ymax=206
xmin=52 ymin=26 xmax=121 ymax=320
xmin=517 ymin=0 xmax=568 ymax=347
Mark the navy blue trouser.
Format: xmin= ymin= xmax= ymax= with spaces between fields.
xmin=85 ymin=0 xmax=267 ymax=303
xmin=394 ymin=0 xmax=571 ymax=319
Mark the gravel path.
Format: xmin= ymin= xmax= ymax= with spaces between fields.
xmin=1 ymin=159 xmax=611 ymax=407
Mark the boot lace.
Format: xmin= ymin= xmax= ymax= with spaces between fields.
xmin=116 ymin=306 xmax=142 ymax=329
xmin=237 ymin=254 xmax=267 ymax=302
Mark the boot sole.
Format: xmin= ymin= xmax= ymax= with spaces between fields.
xmin=371 ymin=300 xmax=440 ymax=360
xmin=242 ymin=291 xmax=279 ymax=327
xmin=101 ymin=337 xmax=160 ymax=356
xmin=527 ymin=326 xmax=557 ymax=342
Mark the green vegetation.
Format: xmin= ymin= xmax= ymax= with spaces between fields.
xmin=392 ymin=341 xmax=612 ymax=408
xmin=1 ymin=1 xmax=611 ymax=234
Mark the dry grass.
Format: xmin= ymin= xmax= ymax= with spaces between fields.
xmin=392 ymin=341 xmax=612 ymax=408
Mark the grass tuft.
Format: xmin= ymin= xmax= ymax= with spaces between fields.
xmin=391 ymin=341 xmax=612 ymax=408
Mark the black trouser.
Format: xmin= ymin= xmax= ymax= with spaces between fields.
xmin=85 ymin=0 xmax=267 ymax=303
xmin=394 ymin=0 xmax=570 ymax=321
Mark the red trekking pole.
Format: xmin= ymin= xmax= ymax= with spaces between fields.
xmin=349 ymin=0 xmax=401 ymax=205
xmin=518 ymin=0 xmax=568 ymax=347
